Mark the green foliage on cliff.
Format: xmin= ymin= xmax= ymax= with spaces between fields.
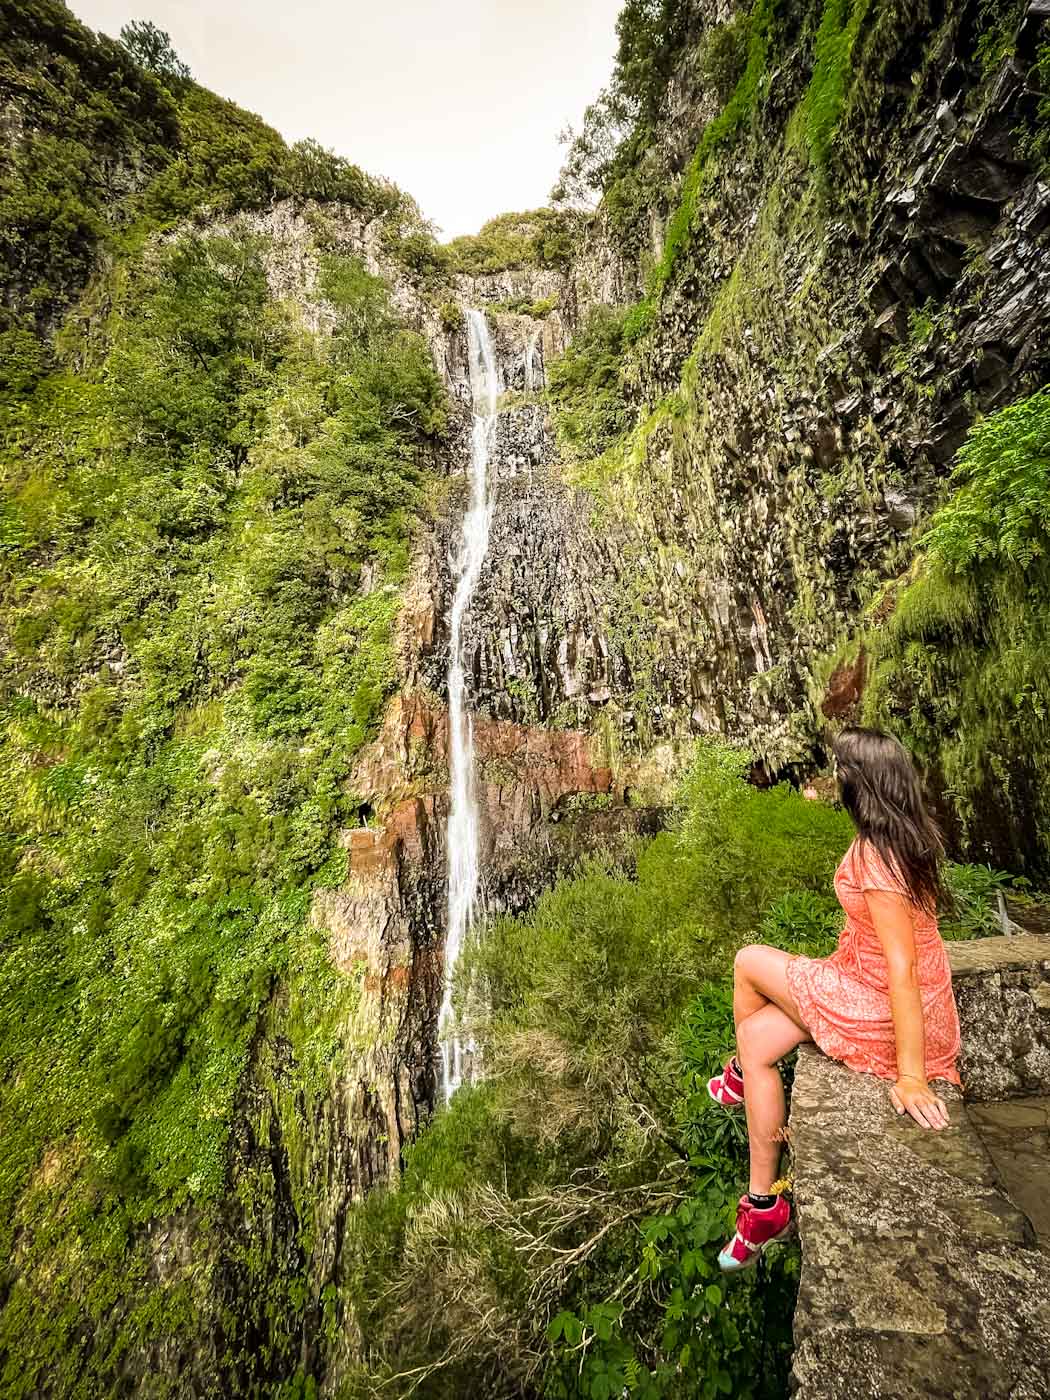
xmin=0 ymin=0 xmax=408 ymax=345
xmin=119 ymin=18 xmax=191 ymax=78
xmin=650 ymin=0 xmax=775 ymax=302
xmin=699 ymin=10 xmax=754 ymax=104
xmin=546 ymin=305 xmax=633 ymax=462
xmin=803 ymin=0 xmax=872 ymax=169
xmin=863 ymin=388 xmax=1050 ymax=872
xmin=0 ymin=223 xmax=446 ymax=1388
xmin=443 ymin=208 xmax=578 ymax=274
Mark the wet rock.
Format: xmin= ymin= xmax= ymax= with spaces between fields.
xmin=821 ymin=650 xmax=867 ymax=720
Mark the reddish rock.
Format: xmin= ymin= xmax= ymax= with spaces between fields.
xmin=822 ymin=650 xmax=867 ymax=720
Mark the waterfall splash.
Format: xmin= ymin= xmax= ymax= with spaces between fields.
xmin=440 ymin=308 xmax=499 ymax=1096
xmin=524 ymin=327 xmax=542 ymax=391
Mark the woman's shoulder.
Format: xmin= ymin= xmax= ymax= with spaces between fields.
xmin=848 ymin=837 xmax=909 ymax=895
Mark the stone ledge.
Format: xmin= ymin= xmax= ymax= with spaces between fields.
xmin=949 ymin=934 xmax=1050 ymax=1099
xmin=790 ymin=934 xmax=1050 ymax=1399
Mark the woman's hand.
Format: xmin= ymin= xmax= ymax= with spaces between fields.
xmin=890 ymin=1075 xmax=950 ymax=1129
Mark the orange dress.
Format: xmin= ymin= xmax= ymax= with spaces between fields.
xmin=785 ymin=838 xmax=962 ymax=1085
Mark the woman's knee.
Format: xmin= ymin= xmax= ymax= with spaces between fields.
xmin=734 ymin=943 xmax=772 ymax=982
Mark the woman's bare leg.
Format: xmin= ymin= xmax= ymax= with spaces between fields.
xmin=733 ymin=943 xmax=806 ymax=1030
xmin=732 ymin=944 xmax=811 ymax=1194
xmin=737 ymin=1004 xmax=809 ymax=1193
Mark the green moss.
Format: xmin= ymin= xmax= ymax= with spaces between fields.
xmin=650 ymin=0 xmax=776 ymax=302
xmin=546 ymin=304 xmax=632 ymax=463
xmin=862 ymin=389 xmax=1050 ymax=872
xmin=0 ymin=224 xmax=447 ymax=1381
xmin=803 ymin=0 xmax=874 ymax=171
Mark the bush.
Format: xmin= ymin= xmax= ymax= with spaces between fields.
xmin=863 ymin=388 xmax=1050 ymax=874
xmin=699 ymin=11 xmax=753 ymax=105
xmin=444 ymin=208 xmax=578 ymax=274
xmin=546 ymin=304 xmax=633 ymax=462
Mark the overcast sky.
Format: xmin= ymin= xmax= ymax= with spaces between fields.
xmin=69 ymin=0 xmax=623 ymax=238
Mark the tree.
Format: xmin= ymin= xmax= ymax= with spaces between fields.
xmin=118 ymin=20 xmax=192 ymax=79
xmin=551 ymin=89 xmax=635 ymax=209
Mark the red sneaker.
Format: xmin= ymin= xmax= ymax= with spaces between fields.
xmin=707 ymin=1055 xmax=745 ymax=1109
xmin=718 ymin=1194 xmax=792 ymax=1272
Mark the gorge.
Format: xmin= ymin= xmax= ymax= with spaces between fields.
xmin=2 ymin=0 xmax=1050 ymax=1396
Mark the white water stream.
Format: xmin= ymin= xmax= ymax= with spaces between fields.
xmin=524 ymin=327 xmax=542 ymax=391
xmin=440 ymin=308 xmax=500 ymax=1096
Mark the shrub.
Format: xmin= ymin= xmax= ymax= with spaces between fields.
xmin=546 ymin=304 xmax=632 ymax=462
xmin=650 ymin=0 xmax=776 ymax=300
xmin=444 ymin=208 xmax=578 ymax=274
xmin=699 ymin=11 xmax=753 ymax=105
xmin=863 ymin=388 xmax=1050 ymax=873
xmin=119 ymin=19 xmax=191 ymax=78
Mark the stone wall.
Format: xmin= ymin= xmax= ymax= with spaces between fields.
xmin=789 ymin=933 xmax=1050 ymax=1399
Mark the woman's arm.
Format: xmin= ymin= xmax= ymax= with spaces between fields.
xmin=865 ymin=889 xmax=950 ymax=1131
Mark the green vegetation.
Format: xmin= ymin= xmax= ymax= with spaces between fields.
xmin=699 ymin=11 xmax=755 ymax=104
xmin=489 ymin=293 xmax=559 ymax=318
xmin=802 ymin=0 xmax=873 ymax=171
xmin=118 ymin=18 xmax=191 ymax=78
xmin=546 ymin=305 xmax=633 ymax=463
xmin=973 ymin=0 xmax=1026 ymax=77
xmin=651 ymin=0 xmax=775 ymax=302
xmin=862 ymin=388 xmax=1050 ymax=873
xmin=1020 ymin=33 xmax=1050 ymax=171
xmin=438 ymin=299 xmax=465 ymax=332
xmin=552 ymin=1 xmax=693 ymax=224
xmin=0 ymin=215 xmax=445 ymax=1387
xmin=339 ymin=740 xmax=1006 ymax=1397
xmin=444 ymin=209 xmax=578 ymax=275
xmin=0 ymin=0 xmax=409 ymax=348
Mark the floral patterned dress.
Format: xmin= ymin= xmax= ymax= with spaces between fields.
xmin=785 ymin=837 xmax=962 ymax=1085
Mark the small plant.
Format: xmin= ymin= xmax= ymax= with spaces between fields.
xmin=439 ymin=300 xmax=464 ymax=333
xmin=941 ymin=862 xmax=1013 ymax=940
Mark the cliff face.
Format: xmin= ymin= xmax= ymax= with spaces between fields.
xmin=531 ymin=0 xmax=1050 ymax=864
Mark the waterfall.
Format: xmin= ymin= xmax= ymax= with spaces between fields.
xmin=524 ymin=327 xmax=542 ymax=391
xmin=440 ymin=307 xmax=499 ymax=1096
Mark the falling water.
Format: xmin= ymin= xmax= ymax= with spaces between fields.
xmin=440 ymin=307 xmax=500 ymax=1095
xmin=524 ymin=327 xmax=542 ymax=391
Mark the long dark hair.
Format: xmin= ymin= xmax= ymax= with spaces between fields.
xmin=832 ymin=726 xmax=946 ymax=914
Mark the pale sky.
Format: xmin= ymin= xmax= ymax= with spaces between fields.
xmin=69 ymin=0 xmax=623 ymax=238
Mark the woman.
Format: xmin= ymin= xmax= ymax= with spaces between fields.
xmin=708 ymin=725 xmax=961 ymax=1272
